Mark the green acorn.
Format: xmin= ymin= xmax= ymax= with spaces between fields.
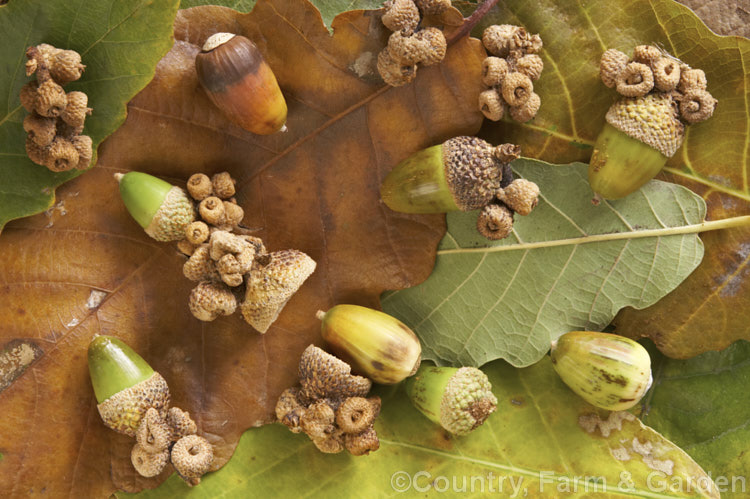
xmin=405 ymin=365 xmax=498 ymax=435
xmin=380 ymin=137 xmax=520 ymax=213
xmin=550 ymin=331 xmax=652 ymax=411
xmin=316 ymin=305 xmax=421 ymax=385
xmin=115 ymin=172 xmax=195 ymax=241
xmin=88 ymin=335 xmax=170 ymax=436
xmin=588 ymin=93 xmax=683 ymax=199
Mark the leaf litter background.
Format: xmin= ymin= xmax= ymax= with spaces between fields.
xmin=0 ymin=0 xmax=487 ymax=495
xmin=0 ymin=0 xmax=749 ymax=497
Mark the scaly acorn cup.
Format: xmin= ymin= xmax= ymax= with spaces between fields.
xmin=88 ymin=335 xmax=170 ymax=437
xmin=550 ymin=331 xmax=652 ymax=411
xmin=317 ymin=304 xmax=421 ymax=384
xmin=195 ymin=33 xmax=287 ymax=135
xmin=115 ymin=172 xmax=195 ymax=242
xmin=405 ymin=365 xmax=498 ymax=435
xmin=380 ymin=136 xmax=521 ymax=213
xmin=588 ymin=93 xmax=683 ymax=199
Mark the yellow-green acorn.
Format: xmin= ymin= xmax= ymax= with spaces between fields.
xmin=588 ymin=93 xmax=683 ymax=199
xmin=195 ymin=33 xmax=287 ymax=135
xmin=88 ymin=335 xmax=170 ymax=437
xmin=550 ymin=331 xmax=652 ymax=411
xmin=115 ymin=172 xmax=195 ymax=242
xmin=405 ymin=365 xmax=498 ymax=435
xmin=380 ymin=137 xmax=521 ymax=213
xmin=316 ymin=305 xmax=421 ymax=385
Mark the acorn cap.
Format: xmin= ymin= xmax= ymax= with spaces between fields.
xmin=380 ymin=137 xmax=513 ymax=214
xmin=298 ymin=344 xmax=372 ymax=400
xmin=605 ymin=93 xmax=684 ymax=158
xmin=116 ymin=172 xmax=196 ymax=242
xmin=88 ymin=335 xmax=170 ymax=436
xmin=240 ymin=250 xmax=316 ymax=333
xmin=406 ymin=365 xmax=497 ymax=435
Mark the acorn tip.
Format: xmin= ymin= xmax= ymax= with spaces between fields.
xmin=114 ymin=173 xmax=124 ymax=183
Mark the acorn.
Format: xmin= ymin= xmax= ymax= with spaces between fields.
xmin=380 ymin=137 xmax=520 ymax=213
xmin=88 ymin=335 xmax=170 ymax=437
xmin=550 ymin=331 xmax=652 ymax=411
xmin=115 ymin=172 xmax=196 ymax=242
xmin=405 ymin=365 xmax=497 ymax=435
xmin=588 ymin=93 xmax=683 ymax=199
xmin=195 ymin=33 xmax=287 ymax=135
xmin=316 ymin=305 xmax=421 ymax=384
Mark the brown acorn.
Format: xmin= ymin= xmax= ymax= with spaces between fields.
xmin=195 ymin=33 xmax=287 ymax=135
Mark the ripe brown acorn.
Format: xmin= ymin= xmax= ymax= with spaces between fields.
xmin=195 ymin=33 xmax=287 ymax=135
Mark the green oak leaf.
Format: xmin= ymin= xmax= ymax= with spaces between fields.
xmin=179 ymin=0 xmax=384 ymax=29
xmin=641 ymin=340 xmax=750 ymax=499
xmin=0 ymin=0 xmax=180 ymax=230
xmin=132 ymin=358 xmax=718 ymax=498
xmin=381 ymin=159 xmax=707 ymax=367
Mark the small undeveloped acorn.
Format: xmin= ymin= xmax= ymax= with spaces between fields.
xmin=195 ymin=33 xmax=287 ymax=135
xmin=25 ymin=136 xmax=49 ymax=166
xmin=276 ymin=387 xmax=306 ymax=433
xmin=344 ymin=427 xmax=380 ymax=456
xmin=167 ymin=407 xmax=198 ymax=440
xmin=300 ymin=400 xmax=336 ymax=439
xmin=415 ymin=27 xmax=447 ymax=66
xmin=177 ymin=239 xmax=197 ymax=256
xmin=189 ymin=281 xmax=237 ymax=321
xmin=497 ymin=178 xmax=540 ymax=215
xmin=599 ymin=49 xmax=628 ymax=88
xmin=187 ymin=173 xmax=213 ymax=201
xmin=136 ymin=407 xmax=171 ymax=454
xmin=131 ymin=444 xmax=169 ymax=478
xmin=550 ymin=331 xmax=652 ymax=411
xmin=34 ymin=79 xmax=67 ymax=118
xmin=199 ymin=196 xmax=226 ymax=225
xmin=632 ymin=44 xmax=661 ymax=64
xmin=240 ymin=249 xmax=317 ymax=333
xmin=615 ymin=62 xmax=654 ymax=97
xmin=171 ymin=434 xmax=214 ymax=484
xmin=183 ymin=245 xmax=219 ymax=282
xmin=185 ymin=221 xmax=210 ymax=245
xmin=312 ymin=433 xmax=345 ymax=454
xmin=317 ymin=304 xmax=421 ymax=385
xmin=50 ymin=50 xmax=85 ymax=84
xmin=478 ymin=89 xmax=505 ymax=121
xmin=19 ymin=81 xmax=39 ymax=112
xmin=501 ymin=72 xmax=533 ymax=107
xmin=651 ymin=57 xmax=680 ymax=92
xmin=509 ymin=91 xmax=541 ymax=122
xmin=679 ymin=89 xmax=717 ymax=124
xmin=414 ymin=0 xmax=451 ymax=15
xmin=71 ymin=135 xmax=93 ymax=169
xmin=381 ymin=0 xmax=420 ymax=33
xmin=476 ymin=203 xmax=513 ymax=240
xmin=222 ymin=201 xmax=244 ymax=227
xmin=406 ymin=365 xmax=497 ymax=435
xmin=482 ymin=25 xmax=520 ymax=58
xmin=388 ymin=31 xmax=428 ymax=66
xmin=377 ymin=47 xmax=417 ymax=87
xmin=678 ymin=68 xmax=707 ymax=92
xmin=516 ymin=54 xmax=543 ymax=81
xmin=335 ymin=396 xmax=379 ymax=434
xmin=589 ymin=93 xmax=684 ymax=199
xmin=211 ymin=172 xmax=236 ymax=199
xmin=298 ymin=345 xmax=372 ymax=400
xmin=46 ymin=136 xmax=79 ymax=172
xmin=381 ymin=137 xmax=518 ymax=213
xmin=116 ymin=172 xmax=196 ymax=241
xmin=23 ymin=113 xmax=56 ymax=146
xmin=88 ymin=335 xmax=170 ymax=437
xmin=481 ymin=57 xmax=508 ymax=87
xmin=60 ymin=91 xmax=91 ymax=128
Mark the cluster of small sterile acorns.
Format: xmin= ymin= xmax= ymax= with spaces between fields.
xmin=600 ymin=45 xmax=717 ymax=126
xmin=377 ymin=0 xmax=450 ymax=86
xmin=178 ymin=172 xmax=317 ymax=333
xmin=21 ymin=44 xmax=93 ymax=172
xmin=478 ymin=25 xmax=544 ymax=123
xmin=275 ymin=345 xmax=383 ymax=455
